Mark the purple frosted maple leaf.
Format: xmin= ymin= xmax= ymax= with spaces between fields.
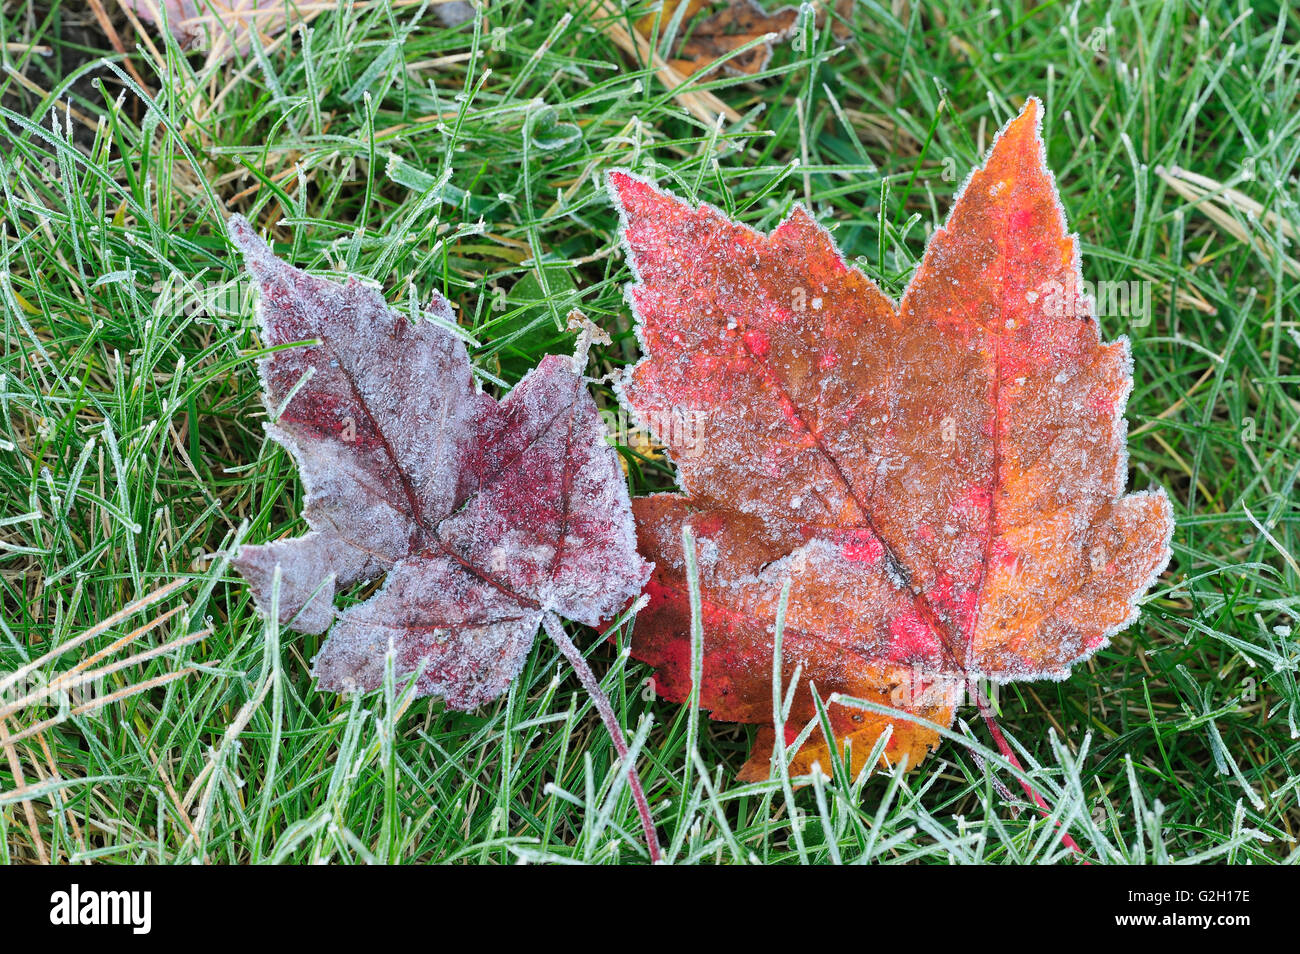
xmin=228 ymin=215 xmax=650 ymax=709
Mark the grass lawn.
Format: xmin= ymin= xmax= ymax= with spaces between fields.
xmin=0 ymin=0 xmax=1297 ymax=864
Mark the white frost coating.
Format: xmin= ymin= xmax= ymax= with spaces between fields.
xmin=315 ymin=556 xmax=544 ymax=709
xmin=921 ymin=98 xmax=1172 ymax=680
xmin=996 ymin=355 xmax=1168 ymax=669
xmin=227 ymin=219 xmax=648 ymax=707
xmin=434 ymin=355 xmax=649 ymax=629
xmin=228 ymin=214 xmax=481 ymax=632
xmin=606 ymin=166 xmax=898 ymax=501
xmin=607 ymin=96 xmax=1174 ymax=709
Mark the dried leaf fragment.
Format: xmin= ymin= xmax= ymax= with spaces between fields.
xmin=123 ymin=0 xmax=286 ymax=56
xmin=124 ymin=0 xmax=476 ymax=60
xmin=638 ymin=0 xmax=800 ymax=77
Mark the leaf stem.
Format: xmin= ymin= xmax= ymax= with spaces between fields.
xmin=975 ymin=688 xmax=1087 ymax=862
xmin=542 ymin=612 xmax=662 ymax=864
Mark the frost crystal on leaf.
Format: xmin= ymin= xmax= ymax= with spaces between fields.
xmin=228 ymin=216 xmax=649 ymax=709
xmin=609 ymin=97 xmax=1174 ymax=781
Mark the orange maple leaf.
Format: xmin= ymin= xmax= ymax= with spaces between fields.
xmin=609 ymin=98 xmax=1174 ymax=782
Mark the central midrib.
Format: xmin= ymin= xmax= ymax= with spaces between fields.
xmin=733 ymin=349 xmax=969 ymax=672
xmin=322 ymin=344 xmax=586 ymax=614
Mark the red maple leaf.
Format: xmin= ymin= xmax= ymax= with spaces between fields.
xmin=227 ymin=217 xmax=659 ymax=858
xmin=609 ymin=98 xmax=1174 ymax=784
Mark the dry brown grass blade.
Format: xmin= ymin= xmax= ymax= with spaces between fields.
xmin=0 ymin=579 xmax=194 ymax=861
xmin=112 ymin=0 xmax=170 ymax=81
xmin=33 ymin=730 xmax=85 ymax=851
xmin=0 ymin=717 xmax=48 ymax=863
xmin=183 ymin=642 xmax=273 ymax=842
xmin=1157 ymin=165 xmax=1300 ymax=278
xmin=1131 ymin=363 xmax=1218 ymax=438
xmin=2 ymin=666 xmax=200 ymax=748
xmin=73 ymin=604 xmax=188 ymax=672
xmin=84 ymin=0 xmax=152 ymax=89
xmin=0 ymin=66 xmax=100 ymax=130
xmin=122 ymin=0 xmax=476 ymax=66
xmin=149 ymin=744 xmax=200 ymax=844
xmin=0 ymin=577 xmax=188 ymax=699
xmin=0 ymin=627 xmax=210 ymax=722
